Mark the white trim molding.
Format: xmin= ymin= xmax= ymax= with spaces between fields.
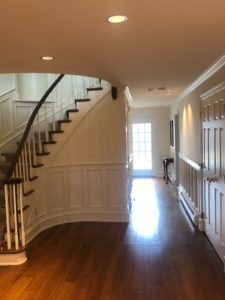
xmin=200 ymin=80 xmax=225 ymax=100
xmin=179 ymin=152 xmax=201 ymax=171
xmin=0 ymin=251 xmax=27 ymax=266
xmin=175 ymin=54 xmax=225 ymax=103
xmin=124 ymin=86 xmax=133 ymax=106
xmin=178 ymin=185 xmax=199 ymax=226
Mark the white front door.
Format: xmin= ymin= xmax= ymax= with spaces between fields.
xmin=132 ymin=122 xmax=152 ymax=177
xmin=202 ymin=84 xmax=225 ymax=263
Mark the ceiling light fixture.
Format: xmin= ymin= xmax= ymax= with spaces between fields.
xmin=41 ymin=56 xmax=54 ymax=61
xmin=107 ymin=15 xmax=128 ymax=24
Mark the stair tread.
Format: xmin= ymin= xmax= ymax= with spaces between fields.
xmin=87 ymin=87 xmax=103 ymax=92
xmin=29 ymin=175 xmax=39 ymax=181
xmin=23 ymin=189 xmax=35 ymax=197
xmin=1 ymin=204 xmax=30 ymax=214
xmin=66 ymin=108 xmax=79 ymax=113
xmin=58 ymin=119 xmax=71 ymax=123
xmin=75 ymin=98 xmax=90 ymax=102
xmin=49 ymin=130 xmax=64 ymax=134
xmin=42 ymin=141 xmax=57 ymax=145
xmin=36 ymin=151 xmax=50 ymax=156
xmin=32 ymin=163 xmax=44 ymax=168
xmin=0 ymin=244 xmax=26 ymax=254
xmin=18 ymin=204 xmax=30 ymax=213
xmin=3 ymin=223 xmax=22 ymax=233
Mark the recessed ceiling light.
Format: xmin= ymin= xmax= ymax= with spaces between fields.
xmin=41 ymin=56 xmax=54 ymax=61
xmin=107 ymin=15 xmax=128 ymax=24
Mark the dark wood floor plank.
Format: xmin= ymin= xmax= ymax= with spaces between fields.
xmin=0 ymin=178 xmax=225 ymax=299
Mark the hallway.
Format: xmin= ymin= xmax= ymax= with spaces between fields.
xmin=0 ymin=178 xmax=225 ymax=299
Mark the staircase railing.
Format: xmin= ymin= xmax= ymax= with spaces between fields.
xmin=6 ymin=74 xmax=65 ymax=178
xmin=0 ymin=74 xmax=101 ymax=254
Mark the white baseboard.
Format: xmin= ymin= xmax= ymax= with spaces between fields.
xmin=0 ymin=251 xmax=27 ymax=266
xmin=178 ymin=186 xmax=199 ymax=226
xmin=198 ymin=218 xmax=205 ymax=231
xmin=26 ymin=211 xmax=129 ymax=244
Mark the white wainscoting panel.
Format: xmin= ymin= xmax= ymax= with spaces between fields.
xmin=25 ymin=163 xmax=129 ymax=243
xmin=15 ymin=104 xmax=33 ymax=129
xmin=68 ymin=169 xmax=84 ymax=208
xmin=87 ymin=169 xmax=103 ymax=208
xmin=0 ymin=96 xmax=13 ymax=139
xmin=107 ymin=169 xmax=125 ymax=208
xmin=47 ymin=171 xmax=66 ymax=212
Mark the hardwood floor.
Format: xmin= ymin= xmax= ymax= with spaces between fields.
xmin=1 ymin=178 xmax=225 ymax=299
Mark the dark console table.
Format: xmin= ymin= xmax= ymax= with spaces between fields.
xmin=163 ymin=157 xmax=174 ymax=184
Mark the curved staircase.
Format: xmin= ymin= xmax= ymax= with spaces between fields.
xmin=0 ymin=74 xmax=108 ymax=265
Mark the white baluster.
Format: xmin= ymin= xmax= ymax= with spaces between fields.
xmin=44 ymin=102 xmax=49 ymax=142
xmin=52 ymin=102 xmax=56 ymax=131
xmin=21 ymin=149 xmax=27 ymax=182
xmin=19 ymin=155 xmax=23 ymax=180
xmin=36 ymin=113 xmax=42 ymax=154
xmin=24 ymin=143 xmax=29 ymax=181
xmin=32 ymin=124 xmax=37 ymax=166
xmin=12 ymin=183 xmax=19 ymax=250
xmin=27 ymin=138 xmax=33 ymax=179
xmin=19 ymin=183 xmax=25 ymax=247
xmin=82 ymin=77 xmax=85 ymax=98
xmin=4 ymin=184 xmax=12 ymax=250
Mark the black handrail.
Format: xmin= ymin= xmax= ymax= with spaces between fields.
xmin=6 ymin=74 xmax=65 ymax=178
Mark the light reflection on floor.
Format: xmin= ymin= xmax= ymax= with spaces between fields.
xmin=130 ymin=178 xmax=159 ymax=238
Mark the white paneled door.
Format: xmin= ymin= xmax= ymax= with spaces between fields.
xmin=201 ymin=84 xmax=225 ymax=264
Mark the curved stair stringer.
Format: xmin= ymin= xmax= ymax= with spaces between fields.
xmin=23 ymin=81 xmax=112 ymax=243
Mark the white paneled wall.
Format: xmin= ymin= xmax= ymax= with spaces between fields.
xmin=20 ymin=86 xmax=129 ymax=243
xmin=0 ymin=94 xmax=14 ymax=140
xmin=68 ymin=169 xmax=84 ymax=208
xmin=26 ymin=163 xmax=128 ymax=241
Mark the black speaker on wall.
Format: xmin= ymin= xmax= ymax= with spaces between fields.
xmin=111 ymin=87 xmax=117 ymax=100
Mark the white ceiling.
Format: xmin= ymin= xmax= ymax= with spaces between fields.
xmin=0 ymin=0 xmax=225 ymax=107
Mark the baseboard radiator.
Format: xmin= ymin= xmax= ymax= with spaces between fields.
xmin=178 ymin=153 xmax=203 ymax=228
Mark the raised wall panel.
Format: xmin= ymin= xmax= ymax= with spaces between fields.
xmin=221 ymin=194 xmax=225 ymax=243
xmin=205 ymin=181 xmax=211 ymax=224
xmin=68 ymin=170 xmax=84 ymax=208
xmin=0 ymin=74 xmax=15 ymax=95
xmin=219 ymin=100 xmax=224 ymax=119
xmin=0 ymin=97 xmax=13 ymax=138
xmin=219 ymin=128 xmax=223 ymax=177
xmin=107 ymin=169 xmax=124 ymax=208
xmin=215 ymin=189 xmax=220 ymax=236
xmin=15 ymin=105 xmax=33 ymax=129
xmin=35 ymin=192 xmax=47 ymax=218
xmin=47 ymin=171 xmax=65 ymax=212
xmin=87 ymin=170 xmax=103 ymax=208
xmin=214 ymin=128 xmax=217 ymax=175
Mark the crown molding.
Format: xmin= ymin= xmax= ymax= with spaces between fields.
xmin=200 ymin=80 xmax=225 ymax=100
xmin=124 ymin=86 xmax=133 ymax=106
xmin=175 ymin=54 xmax=225 ymax=104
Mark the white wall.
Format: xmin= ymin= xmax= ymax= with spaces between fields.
xmin=16 ymin=73 xmax=48 ymax=100
xmin=169 ymin=65 xmax=225 ymax=185
xmin=129 ymin=107 xmax=170 ymax=177
xmin=170 ymin=66 xmax=225 ymax=165
xmin=170 ymin=92 xmax=201 ymax=163
xmin=0 ymin=74 xmax=15 ymax=96
xmin=24 ymin=87 xmax=129 ymax=242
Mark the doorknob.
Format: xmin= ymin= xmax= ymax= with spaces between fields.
xmin=207 ymin=177 xmax=218 ymax=183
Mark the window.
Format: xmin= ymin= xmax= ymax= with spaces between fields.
xmin=132 ymin=123 xmax=152 ymax=170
